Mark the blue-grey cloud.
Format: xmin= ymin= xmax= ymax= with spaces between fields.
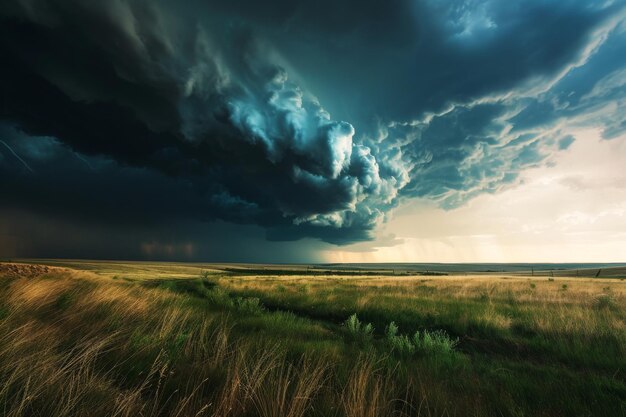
xmin=558 ymin=135 xmax=576 ymax=150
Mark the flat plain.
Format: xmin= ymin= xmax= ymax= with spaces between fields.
xmin=0 ymin=260 xmax=625 ymax=417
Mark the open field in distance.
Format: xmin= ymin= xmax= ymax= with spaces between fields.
xmin=0 ymin=260 xmax=625 ymax=416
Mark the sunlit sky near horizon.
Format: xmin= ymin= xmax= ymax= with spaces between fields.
xmin=1 ymin=1 xmax=626 ymax=263
xmin=326 ymin=129 xmax=626 ymax=263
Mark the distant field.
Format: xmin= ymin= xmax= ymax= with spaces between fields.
xmin=0 ymin=260 xmax=625 ymax=416
xmin=6 ymin=258 xmax=626 ymax=278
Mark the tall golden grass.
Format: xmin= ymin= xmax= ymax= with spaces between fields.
xmin=0 ymin=269 xmax=425 ymax=417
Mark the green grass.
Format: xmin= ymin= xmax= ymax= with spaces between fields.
xmin=0 ymin=262 xmax=625 ymax=416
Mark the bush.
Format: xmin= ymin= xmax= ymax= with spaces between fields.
xmin=385 ymin=321 xmax=415 ymax=356
xmin=414 ymin=329 xmax=459 ymax=355
xmin=200 ymin=270 xmax=218 ymax=289
xmin=235 ymin=297 xmax=264 ymax=315
xmin=343 ymin=314 xmax=374 ymax=344
xmin=385 ymin=321 xmax=399 ymax=340
xmin=203 ymin=287 xmax=234 ymax=308
xmin=594 ymin=294 xmax=617 ymax=311
xmin=382 ymin=321 xmax=459 ymax=358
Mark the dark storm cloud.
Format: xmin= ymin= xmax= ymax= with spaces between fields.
xmin=0 ymin=0 xmax=411 ymax=244
xmin=1 ymin=0 xmax=626 ymax=257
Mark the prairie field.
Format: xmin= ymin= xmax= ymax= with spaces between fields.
xmin=0 ymin=260 xmax=625 ymax=417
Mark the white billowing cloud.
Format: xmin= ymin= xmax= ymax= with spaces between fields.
xmin=325 ymin=129 xmax=626 ymax=262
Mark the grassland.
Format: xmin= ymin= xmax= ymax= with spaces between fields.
xmin=0 ymin=260 xmax=625 ymax=417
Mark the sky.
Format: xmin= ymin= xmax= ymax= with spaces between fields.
xmin=1 ymin=0 xmax=626 ymax=263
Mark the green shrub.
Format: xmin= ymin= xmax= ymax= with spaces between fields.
xmin=203 ymin=287 xmax=234 ymax=308
xmin=158 ymin=280 xmax=177 ymax=292
xmin=594 ymin=294 xmax=617 ymax=311
xmin=385 ymin=320 xmax=399 ymax=340
xmin=235 ymin=297 xmax=264 ymax=315
xmin=382 ymin=321 xmax=459 ymax=357
xmin=385 ymin=321 xmax=415 ymax=356
xmin=414 ymin=329 xmax=459 ymax=355
xmin=343 ymin=314 xmax=374 ymax=344
xmin=200 ymin=270 xmax=218 ymax=289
